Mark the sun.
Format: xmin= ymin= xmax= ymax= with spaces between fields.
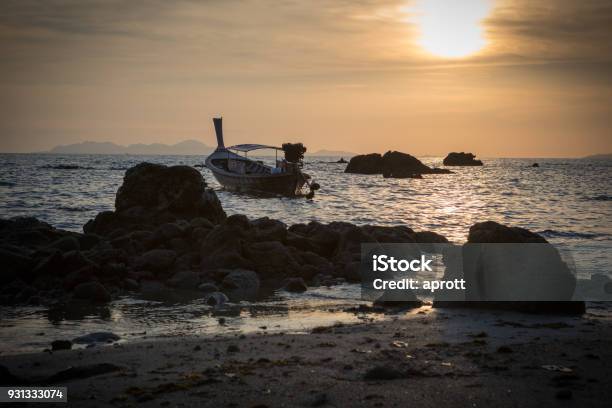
xmin=413 ymin=0 xmax=492 ymax=58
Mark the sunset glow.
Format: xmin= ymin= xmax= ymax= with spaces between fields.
xmin=414 ymin=0 xmax=492 ymax=58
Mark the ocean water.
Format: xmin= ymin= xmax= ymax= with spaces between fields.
xmin=0 ymin=153 xmax=610 ymax=353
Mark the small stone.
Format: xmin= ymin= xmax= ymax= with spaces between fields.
xmin=51 ymin=340 xmax=72 ymax=351
xmin=555 ymin=390 xmax=572 ymax=400
xmin=227 ymin=344 xmax=239 ymax=353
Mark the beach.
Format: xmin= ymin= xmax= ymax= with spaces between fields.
xmin=2 ymin=303 xmax=611 ymax=407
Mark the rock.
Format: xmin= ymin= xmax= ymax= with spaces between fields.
xmin=227 ymin=344 xmax=239 ymax=353
xmin=434 ymin=221 xmax=584 ymax=314
xmin=198 ymin=282 xmax=218 ymax=293
xmin=287 ymin=222 xmax=340 ymax=258
xmin=468 ymin=221 xmax=547 ymax=243
xmin=73 ymin=332 xmax=120 ymax=344
xmin=345 ymin=151 xmax=452 ymax=176
xmin=532 ymin=163 xmax=540 ymax=167
xmin=336 ymin=157 xmax=348 ymax=163
xmin=72 ymin=281 xmax=111 ymax=302
xmin=251 ymin=217 xmax=287 ymax=242
xmin=123 ymin=278 xmax=139 ymax=291
xmin=344 ymin=153 xmax=383 ymax=174
xmin=283 ymin=277 xmax=307 ymax=292
xmin=413 ymin=231 xmax=449 ymax=243
xmin=443 ymin=152 xmax=483 ymax=166
xmin=78 ymin=233 xmax=102 ymax=251
xmin=153 ymin=223 xmax=183 ymax=241
xmin=45 ymin=363 xmax=122 ymax=384
xmin=205 ymin=291 xmax=228 ymax=306
xmin=84 ymin=162 xmax=226 ymax=235
xmin=381 ymin=151 xmax=439 ymax=178
xmin=46 ymin=236 xmax=80 ymax=252
xmin=51 ymin=340 xmax=72 ymax=351
xmin=0 ymin=248 xmax=32 ymax=284
xmin=555 ymin=390 xmax=572 ymax=400
xmin=221 ymin=269 xmax=260 ymax=300
xmin=167 ymin=270 xmax=200 ymax=289
xmin=134 ymin=249 xmax=176 ymax=274
xmin=364 ymin=366 xmax=404 ymax=380
xmin=245 ymin=241 xmax=300 ymax=278
xmin=140 ymin=280 xmax=175 ymax=301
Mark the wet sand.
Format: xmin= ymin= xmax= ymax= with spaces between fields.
xmin=1 ymin=304 xmax=611 ymax=407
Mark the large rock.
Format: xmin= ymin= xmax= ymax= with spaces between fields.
xmin=84 ymin=163 xmax=225 ymax=235
xmin=434 ymin=221 xmax=584 ymax=314
xmin=73 ymin=281 xmax=111 ymax=302
xmin=344 ymin=153 xmax=383 ymax=174
xmin=345 ymin=151 xmax=451 ymax=177
xmin=221 ymin=269 xmax=260 ymax=300
xmin=134 ymin=249 xmax=177 ymax=274
xmin=443 ymin=152 xmax=483 ymax=166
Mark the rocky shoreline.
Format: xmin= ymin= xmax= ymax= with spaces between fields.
xmin=0 ymin=161 xmax=585 ymax=315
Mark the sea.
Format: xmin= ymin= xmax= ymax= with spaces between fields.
xmin=0 ymin=153 xmax=610 ymax=354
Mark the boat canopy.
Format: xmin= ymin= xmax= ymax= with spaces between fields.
xmin=227 ymin=144 xmax=282 ymax=152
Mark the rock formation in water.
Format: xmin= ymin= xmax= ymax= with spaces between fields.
xmin=0 ymin=162 xmax=447 ymax=307
xmin=345 ymin=151 xmax=452 ymax=177
xmin=443 ymin=152 xmax=483 ymax=166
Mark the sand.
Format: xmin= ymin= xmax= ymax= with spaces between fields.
xmin=1 ymin=304 xmax=611 ymax=407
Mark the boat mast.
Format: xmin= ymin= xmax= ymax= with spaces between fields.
xmin=213 ymin=117 xmax=225 ymax=149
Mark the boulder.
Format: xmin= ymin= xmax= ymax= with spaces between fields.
xmin=345 ymin=151 xmax=452 ymax=176
xmin=283 ymin=277 xmax=307 ymax=292
xmin=167 ymin=270 xmax=200 ymax=289
xmin=443 ymin=152 xmax=483 ymax=166
xmin=245 ymin=241 xmax=301 ymax=278
xmin=344 ymin=153 xmax=383 ymax=174
xmin=251 ymin=217 xmax=287 ymax=242
xmin=51 ymin=340 xmax=72 ymax=351
xmin=434 ymin=221 xmax=584 ymax=314
xmin=73 ymin=332 xmax=120 ymax=344
xmin=221 ymin=269 xmax=260 ymax=300
xmin=72 ymin=281 xmax=111 ymax=302
xmin=134 ymin=249 xmax=176 ymax=274
xmin=84 ymin=163 xmax=225 ymax=235
xmin=205 ymin=291 xmax=229 ymax=306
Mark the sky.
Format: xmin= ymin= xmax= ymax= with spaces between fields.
xmin=0 ymin=0 xmax=610 ymax=157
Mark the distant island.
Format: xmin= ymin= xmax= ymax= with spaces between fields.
xmin=46 ymin=141 xmax=356 ymax=157
xmin=582 ymin=153 xmax=612 ymax=160
xmin=46 ymin=140 xmax=215 ymax=155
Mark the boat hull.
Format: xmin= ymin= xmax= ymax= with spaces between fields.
xmin=210 ymin=170 xmax=305 ymax=196
xmin=205 ymin=150 xmax=307 ymax=196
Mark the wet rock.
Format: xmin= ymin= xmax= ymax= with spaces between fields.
xmin=346 ymin=151 xmax=452 ymax=176
xmin=344 ymin=153 xmax=383 ymax=174
xmin=72 ymin=281 xmax=111 ymax=302
xmin=555 ymin=390 xmax=572 ymax=400
xmin=468 ymin=221 xmax=547 ymax=243
xmin=73 ymin=332 xmax=120 ymax=344
xmin=245 ymin=241 xmax=300 ymax=278
xmin=140 ymin=280 xmax=174 ymax=301
xmin=381 ymin=151 xmax=451 ymax=177
xmin=251 ymin=217 xmax=287 ymax=242
xmin=0 ymin=248 xmax=32 ymax=284
xmin=78 ymin=233 xmax=102 ymax=251
xmin=364 ymin=366 xmax=404 ymax=380
xmin=51 ymin=340 xmax=72 ymax=351
xmin=227 ymin=344 xmax=239 ymax=353
xmin=134 ymin=249 xmax=176 ymax=274
xmin=198 ymin=282 xmax=218 ymax=293
xmin=154 ymin=223 xmax=183 ymax=241
xmin=337 ymin=157 xmax=348 ymax=163
xmin=205 ymin=291 xmax=228 ymax=306
xmin=123 ymin=278 xmax=139 ymax=291
xmin=435 ymin=221 xmax=585 ymax=314
xmin=443 ymin=152 xmax=483 ymax=166
xmin=84 ymin=163 xmax=225 ymax=235
xmin=45 ymin=363 xmax=122 ymax=384
xmin=413 ymin=231 xmax=449 ymax=244
xmin=167 ymin=270 xmax=200 ymax=289
xmin=47 ymin=236 xmax=80 ymax=252
xmin=283 ymin=277 xmax=307 ymax=292
xmin=221 ymin=269 xmax=260 ymax=300
xmin=532 ymin=163 xmax=540 ymax=168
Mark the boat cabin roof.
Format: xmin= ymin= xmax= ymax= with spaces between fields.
xmin=227 ymin=144 xmax=282 ymax=152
